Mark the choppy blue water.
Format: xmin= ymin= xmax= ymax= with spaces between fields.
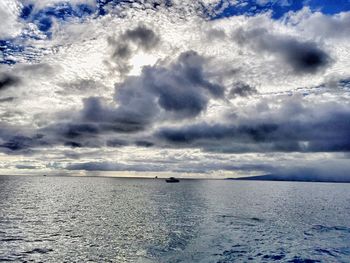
xmin=0 ymin=176 xmax=349 ymax=262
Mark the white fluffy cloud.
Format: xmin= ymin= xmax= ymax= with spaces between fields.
xmin=0 ymin=0 xmax=23 ymax=39
xmin=20 ymin=0 xmax=97 ymax=9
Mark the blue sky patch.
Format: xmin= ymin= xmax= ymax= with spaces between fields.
xmin=210 ymin=0 xmax=350 ymax=20
xmin=20 ymin=2 xmax=95 ymax=35
xmin=0 ymin=40 xmax=25 ymax=65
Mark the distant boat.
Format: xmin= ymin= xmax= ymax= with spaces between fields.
xmin=43 ymin=174 xmax=47 ymax=177
xmin=166 ymin=177 xmax=180 ymax=183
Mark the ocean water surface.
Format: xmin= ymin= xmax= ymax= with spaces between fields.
xmin=0 ymin=175 xmax=349 ymax=262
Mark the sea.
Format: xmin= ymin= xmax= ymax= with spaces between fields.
xmin=0 ymin=175 xmax=349 ymax=262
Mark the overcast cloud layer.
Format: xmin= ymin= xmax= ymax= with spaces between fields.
xmin=0 ymin=0 xmax=350 ymax=178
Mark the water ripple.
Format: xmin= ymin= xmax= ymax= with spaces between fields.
xmin=0 ymin=176 xmax=349 ymax=262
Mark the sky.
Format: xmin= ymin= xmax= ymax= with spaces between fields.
xmin=0 ymin=0 xmax=350 ymax=179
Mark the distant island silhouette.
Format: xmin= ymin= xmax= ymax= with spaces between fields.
xmin=229 ymin=174 xmax=350 ymax=183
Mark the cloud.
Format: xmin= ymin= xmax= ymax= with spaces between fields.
xmin=205 ymin=28 xmax=227 ymax=41
xmin=233 ymin=27 xmax=331 ymax=74
xmin=2 ymin=50 xmax=224 ymax=153
xmin=0 ymin=73 xmax=21 ymax=91
xmin=156 ymin=96 xmax=350 ymax=153
xmin=124 ymin=24 xmax=160 ymax=51
xmin=0 ymin=1 xmax=349 ymax=178
xmin=56 ymin=79 xmax=108 ymax=97
xmin=0 ymin=136 xmax=33 ymax=151
xmin=0 ymin=1 xmax=23 ymax=39
xmin=107 ymin=24 xmax=160 ymax=75
xmin=81 ymin=96 xmax=150 ymax=133
xmin=0 ymin=97 xmax=15 ymax=103
xmin=66 ymin=161 xmax=166 ymax=172
xmin=285 ymin=8 xmax=350 ymax=40
xmin=15 ymin=164 xmax=38 ymax=169
xmin=77 ymin=50 xmax=224 ymax=135
xmin=39 ymin=120 xmax=103 ymax=149
xmin=65 ymin=160 xmax=275 ymax=174
xmin=130 ymin=51 xmax=221 ymax=114
xmin=229 ymin=82 xmax=257 ymax=98
xmin=0 ymin=124 xmax=45 ymax=154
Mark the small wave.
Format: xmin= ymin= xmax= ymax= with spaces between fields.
xmin=231 ymin=244 xmax=242 ymax=248
xmin=68 ymin=234 xmax=83 ymax=238
xmin=311 ymin=225 xmax=350 ymax=233
xmin=218 ymin=215 xmax=264 ymax=223
xmin=23 ymin=206 xmax=37 ymax=210
xmin=24 ymin=248 xmax=53 ymax=254
xmin=222 ymin=249 xmax=247 ymax=255
xmin=219 ymin=215 xmax=236 ymax=218
xmin=1 ymin=238 xmax=24 ymax=242
xmin=262 ymin=254 xmax=286 ymax=260
xmin=215 ymin=245 xmax=248 ymax=260
xmin=315 ymin=248 xmax=338 ymax=257
xmin=250 ymin=217 xmax=264 ymax=222
xmin=303 ymin=231 xmax=313 ymax=236
xmin=0 ymin=257 xmax=16 ymax=262
xmin=288 ymin=256 xmax=321 ymax=263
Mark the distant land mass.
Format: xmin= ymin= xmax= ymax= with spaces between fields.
xmin=229 ymin=173 xmax=350 ymax=183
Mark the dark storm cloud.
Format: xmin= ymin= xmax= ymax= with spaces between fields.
xmin=107 ymin=24 xmax=160 ymax=75
xmin=76 ymin=51 xmax=224 ymax=135
xmin=1 ymin=94 xmax=350 ymax=156
xmin=19 ymin=51 xmax=223 ymax=152
xmin=81 ymin=97 xmax=150 ymax=133
xmin=281 ymin=41 xmax=330 ymax=74
xmin=0 ymin=97 xmax=15 ymax=103
xmin=15 ymin=164 xmax=37 ymax=169
xmin=106 ymin=139 xmax=129 ymax=147
xmin=0 ymin=136 xmax=33 ymax=151
xmin=135 ymin=140 xmax=154 ymax=147
xmin=155 ymin=99 xmax=350 ymax=153
xmin=0 ymin=126 xmax=47 ymax=154
xmin=338 ymin=78 xmax=350 ymax=89
xmin=64 ymin=141 xmax=82 ymax=148
xmin=0 ymin=73 xmax=20 ymax=90
xmin=57 ymin=123 xmax=100 ymax=139
xmin=157 ymin=122 xmax=279 ymax=148
xmin=107 ymin=38 xmax=132 ymax=74
xmin=112 ymin=42 xmax=132 ymax=59
xmin=124 ymin=24 xmax=160 ymax=51
xmin=233 ymin=28 xmax=331 ymax=74
xmin=229 ymin=82 xmax=257 ymax=98
xmin=40 ymin=121 xmax=104 ymax=148
xmin=113 ymin=50 xmax=224 ymax=119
